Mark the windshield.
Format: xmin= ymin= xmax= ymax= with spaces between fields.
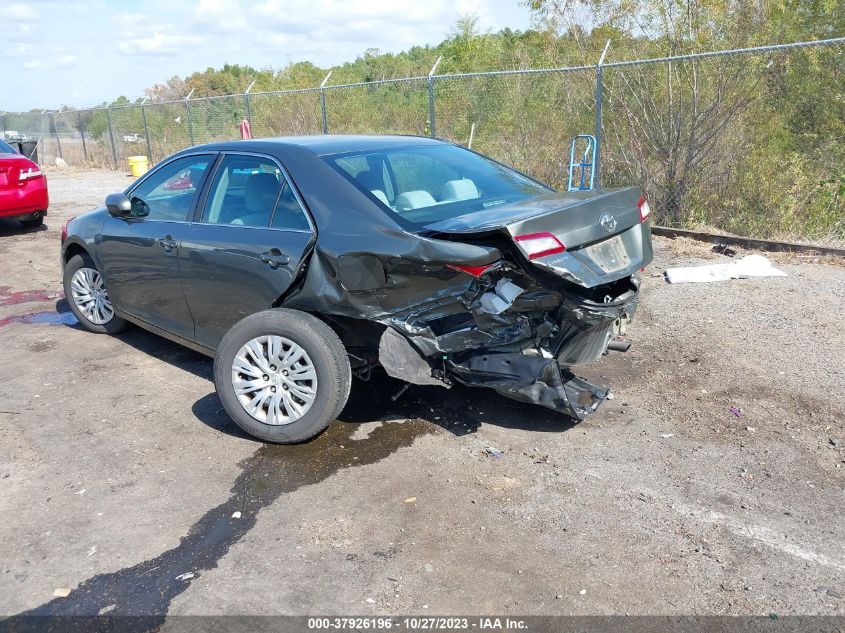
xmin=0 ymin=140 xmax=16 ymax=154
xmin=324 ymin=144 xmax=553 ymax=228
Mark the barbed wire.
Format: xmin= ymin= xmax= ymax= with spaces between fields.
xmin=1 ymin=36 xmax=843 ymax=244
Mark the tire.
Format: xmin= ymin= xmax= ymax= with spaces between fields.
xmin=62 ymin=253 xmax=128 ymax=334
xmin=20 ymin=215 xmax=44 ymax=228
xmin=214 ymin=309 xmax=352 ymax=443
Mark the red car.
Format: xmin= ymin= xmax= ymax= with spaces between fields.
xmin=0 ymin=139 xmax=48 ymax=228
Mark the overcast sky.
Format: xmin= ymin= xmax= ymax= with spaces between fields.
xmin=1 ymin=0 xmax=533 ymax=112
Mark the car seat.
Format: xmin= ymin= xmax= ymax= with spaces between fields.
xmin=231 ymin=172 xmax=280 ymax=226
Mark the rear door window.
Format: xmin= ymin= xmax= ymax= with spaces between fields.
xmin=201 ymin=154 xmax=311 ymax=231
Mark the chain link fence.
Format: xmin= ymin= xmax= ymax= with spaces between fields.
xmin=249 ymin=88 xmax=323 ymax=137
xmin=601 ymin=40 xmax=845 ymax=244
xmin=434 ymin=67 xmax=596 ymax=188
xmin=2 ymin=36 xmax=843 ymax=245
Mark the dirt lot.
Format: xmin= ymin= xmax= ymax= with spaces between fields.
xmin=0 ymin=168 xmax=843 ymax=618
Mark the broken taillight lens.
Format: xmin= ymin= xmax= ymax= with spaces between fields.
xmin=447 ymin=263 xmax=497 ymax=277
xmin=637 ymin=196 xmax=651 ymax=222
xmin=514 ymin=232 xmax=566 ymax=260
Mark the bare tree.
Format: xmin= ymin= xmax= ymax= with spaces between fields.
xmin=604 ymin=55 xmax=765 ymax=224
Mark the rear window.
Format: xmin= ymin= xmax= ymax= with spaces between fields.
xmin=324 ymin=144 xmax=552 ymax=228
xmin=0 ymin=140 xmax=16 ymax=154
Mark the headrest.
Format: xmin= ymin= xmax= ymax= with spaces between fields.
xmin=440 ymin=178 xmax=479 ymax=202
xmin=245 ymin=172 xmax=280 ymax=213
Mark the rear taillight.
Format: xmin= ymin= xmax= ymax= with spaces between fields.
xmin=447 ymin=262 xmax=497 ymax=277
xmin=637 ymin=196 xmax=651 ymax=222
xmin=514 ymin=232 xmax=566 ymax=260
xmin=19 ymin=166 xmax=43 ymax=182
xmin=61 ymin=215 xmax=76 ymax=243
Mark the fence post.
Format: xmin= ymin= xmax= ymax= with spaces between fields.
xmin=594 ymin=40 xmax=611 ymax=190
xmin=185 ymin=88 xmax=195 ymax=145
xmin=51 ymin=111 xmax=63 ymax=160
xmin=243 ymin=80 xmax=256 ymax=126
xmin=428 ymin=56 xmax=442 ymax=138
xmin=320 ymin=71 xmax=333 ymax=134
xmin=78 ymin=111 xmax=88 ymax=161
xmin=40 ymin=110 xmax=47 ymax=164
xmin=140 ymin=97 xmax=153 ymax=163
xmin=105 ymin=106 xmax=118 ymax=170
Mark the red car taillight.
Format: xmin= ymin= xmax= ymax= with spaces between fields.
xmin=514 ymin=232 xmax=566 ymax=260
xmin=637 ymin=195 xmax=651 ymax=222
xmin=61 ymin=215 xmax=76 ymax=243
xmin=18 ymin=164 xmax=43 ymax=183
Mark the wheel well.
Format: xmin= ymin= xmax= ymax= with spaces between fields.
xmin=272 ymin=309 xmax=384 ymax=368
xmin=63 ymin=242 xmax=89 ymax=264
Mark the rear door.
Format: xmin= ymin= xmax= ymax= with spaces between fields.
xmin=97 ymin=154 xmax=214 ymax=339
xmin=179 ymin=152 xmax=314 ymax=350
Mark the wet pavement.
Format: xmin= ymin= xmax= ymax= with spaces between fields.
xmin=13 ymin=415 xmax=434 ymax=625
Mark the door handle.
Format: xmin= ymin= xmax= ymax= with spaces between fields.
xmin=157 ymin=235 xmax=178 ymax=252
xmin=260 ymin=249 xmax=289 ymax=269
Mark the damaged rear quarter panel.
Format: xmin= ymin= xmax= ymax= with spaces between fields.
xmin=272 ymin=141 xmax=645 ymax=422
xmin=275 ymin=145 xmax=501 ymax=334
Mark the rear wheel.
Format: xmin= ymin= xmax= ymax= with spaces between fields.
xmin=20 ymin=214 xmax=44 ymax=228
xmin=63 ymin=253 xmax=128 ymax=334
xmin=214 ymin=309 xmax=351 ymax=443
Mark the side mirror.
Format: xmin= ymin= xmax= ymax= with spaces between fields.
xmin=106 ymin=193 xmax=131 ymax=217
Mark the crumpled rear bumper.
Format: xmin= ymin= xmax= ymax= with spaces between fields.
xmin=433 ymin=275 xmax=639 ymax=419
xmin=448 ymin=352 xmax=609 ymax=419
xmin=377 ymin=258 xmax=641 ymax=421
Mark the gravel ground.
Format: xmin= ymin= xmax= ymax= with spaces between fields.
xmin=0 ymin=168 xmax=843 ymax=618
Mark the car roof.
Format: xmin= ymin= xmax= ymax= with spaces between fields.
xmin=189 ymin=134 xmax=447 ymax=157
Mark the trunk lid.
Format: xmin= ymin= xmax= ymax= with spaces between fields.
xmin=423 ymin=186 xmax=653 ymax=288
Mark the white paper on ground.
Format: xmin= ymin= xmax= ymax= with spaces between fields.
xmin=665 ymin=254 xmax=787 ymax=284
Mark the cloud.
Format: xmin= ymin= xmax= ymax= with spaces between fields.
xmin=3 ymin=3 xmax=39 ymax=23
xmin=3 ymin=2 xmax=39 ymax=41
xmin=112 ymin=13 xmax=148 ymax=29
xmin=7 ymin=43 xmax=33 ymax=58
xmin=22 ymin=54 xmax=77 ymax=70
xmin=192 ymin=0 xmax=247 ymax=32
xmin=184 ymin=0 xmax=500 ymax=67
xmin=118 ymin=27 xmax=203 ymax=56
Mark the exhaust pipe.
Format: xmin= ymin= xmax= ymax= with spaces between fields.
xmin=606 ymin=339 xmax=631 ymax=353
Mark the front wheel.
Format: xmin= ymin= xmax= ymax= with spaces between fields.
xmin=213 ymin=309 xmax=352 ymax=443
xmin=63 ymin=253 xmax=128 ymax=334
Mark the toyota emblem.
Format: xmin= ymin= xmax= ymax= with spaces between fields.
xmin=600 ymin=213 xmax=617 ymax=233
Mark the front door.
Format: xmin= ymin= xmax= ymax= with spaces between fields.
xmin=179 ymin=153 xmax=314 ymax=350
xmin=98 ymin=154 xmax=214 ymax=340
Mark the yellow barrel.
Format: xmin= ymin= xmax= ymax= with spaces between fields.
xmin=128 ymin=155 xmax=150 ymax=177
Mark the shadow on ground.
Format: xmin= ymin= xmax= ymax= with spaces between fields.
xmin=9 ymin=298 xmax=584 ymax=440
xmin=0 ymin=218 xmax=48 ymax=237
